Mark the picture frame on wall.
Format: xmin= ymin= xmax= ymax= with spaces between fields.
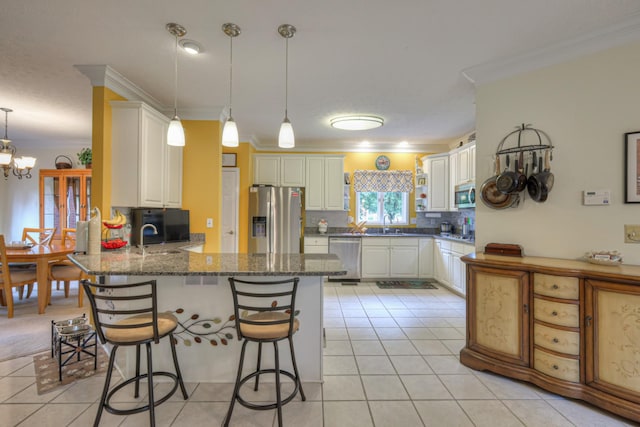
xmin=625 ymin=131 xmax=640 ymax=203
xmin=222 ymin=153 xmax=237 ymax=167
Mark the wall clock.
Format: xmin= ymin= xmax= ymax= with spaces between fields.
xmin=375 ymin=155 xmax=390 ymax=170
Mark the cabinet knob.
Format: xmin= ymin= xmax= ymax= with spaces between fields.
xmin=552 ymin=284 xmax=559 ymax=289
xmin=552 ymin=337 xmax=559 ymax=343
xmin=552 ymin=364 xmax=559 ymax=370
xmin=585 ymin=315 xmax=592 ymax=327
xmin=551 ymin=311 xmax=558 ymax=316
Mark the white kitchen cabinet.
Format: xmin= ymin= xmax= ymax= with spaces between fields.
xmin=449 ymin=151 xmax=458 ymax=211
xmin=111 ymin=101 xmax=182 ymax=208
xmin=390 ymin=244 xmax=419 ymax=277
xmin=253 ymin=155 xmax=305 ymax=187
xmin=303 ymin=236 xmax=329 ymax=254
xmin=305 ymin=156 xmax=344 ymax=210
xmin=418 ymin=238 xmax=434 ymax=278
xmin=455 ymin=142 xmax=475 ymax=186
xmin=361 ymin=238 xmax=390 ymax=278
xmin=434 ymin=238 xmax=474 ymax=295
xmin=362 ymin=237 xmax=419 ymax=278
xmin=425 ymin=154 xmax=449 ymax=211
xmin=469 ymin=143 xmax=476 ymax=182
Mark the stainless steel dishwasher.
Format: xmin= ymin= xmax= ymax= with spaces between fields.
xmin=328 ymin=236 xmax=361 ymax=281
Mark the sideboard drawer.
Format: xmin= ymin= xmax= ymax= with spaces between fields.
xmin=534 ymin=273 xmax=579 ymax=300
xmin=533 ymin=323 xmax=580 ymax=355
xmin=534 ymin=298 xmax=579 ymax=328
xmin=534 ymin=348 xmax=580 ymax=383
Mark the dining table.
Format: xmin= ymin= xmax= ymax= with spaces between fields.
xmin=5 ymin=241 xmax=75 ymax=314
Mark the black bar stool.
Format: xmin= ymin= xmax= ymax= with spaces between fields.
xmin=81 ymin=279 xmax=188 ymax=427
xmin=224 ymin=277 xmax=306 ymax=427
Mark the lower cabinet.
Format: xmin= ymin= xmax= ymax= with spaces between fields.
xmin=303 ymin=236 xmax=328 ymax=254
xmin=361 ymin=238 xmax=418 ymax=279
xmin=434 ymin=238 xmax=473 ymax=295
xmin=418 ymin=238 xmax=434 ymax=278
xmin=462 ymin=254 xmax=640 ymax=423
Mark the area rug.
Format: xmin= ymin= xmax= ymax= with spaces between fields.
xmin=33 ymin=346 xmax=108 ymax=395
xmin=376 ymin=280 xmax=438 ymax=289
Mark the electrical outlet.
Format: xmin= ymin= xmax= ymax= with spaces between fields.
xmin=624 ymin=225 xmax=640 ymax=243
xmin=206 ymin=218 xmax=213 ymax=228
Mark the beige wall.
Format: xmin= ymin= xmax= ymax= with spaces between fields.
xmin=475 ymin=41 xmax=640 ymax=263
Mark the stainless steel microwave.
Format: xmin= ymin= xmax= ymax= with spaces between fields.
xmin=454 ymin=183 xmax=476 ymax=208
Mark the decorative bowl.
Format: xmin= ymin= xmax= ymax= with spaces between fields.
xmin=584 ymin=250 xmax=622 ymax=266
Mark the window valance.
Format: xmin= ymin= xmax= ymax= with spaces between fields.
xmin=353 ymin=170 xmax=413 ymax=192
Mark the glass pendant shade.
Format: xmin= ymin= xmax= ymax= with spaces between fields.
xmin=0 ymin=151 xmax=11 ymax=165
xmin=167 ymin=116 xmax=185 ymax=147
xmin=278 ymin=118 xmax=295 ymax=148
xmin=222 ymin=118 xmax=239 ymax=147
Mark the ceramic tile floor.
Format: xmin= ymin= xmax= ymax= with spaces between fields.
xmin=0 ymin=281 xmax=636 ymax=426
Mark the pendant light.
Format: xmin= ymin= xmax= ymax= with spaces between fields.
xmin=166 ymin=23 xmax=187 ymax=147
xmin=278 ymin=24 xmax=296 ymax=149
xmin=221 ymin=23 xmax=241 ymax=148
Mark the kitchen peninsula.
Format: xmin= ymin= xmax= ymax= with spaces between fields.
xmin=69 ymin=250 xmax=346 ymax=383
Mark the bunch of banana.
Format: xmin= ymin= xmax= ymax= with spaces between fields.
xmin=103 ymin=209 xmax=127 ymax=228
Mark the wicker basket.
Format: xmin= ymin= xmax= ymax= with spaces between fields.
xmin=55 ymin=155 xmax=73 ymax=169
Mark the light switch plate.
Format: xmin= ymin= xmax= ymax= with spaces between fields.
xmin=206 ymin=218 xmax=213 ymax=228
xmin=625 ymin=225 xmax=640 ymax=243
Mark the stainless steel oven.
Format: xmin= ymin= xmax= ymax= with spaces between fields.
xmin=454 ymin=183 xmax=476 ymax=208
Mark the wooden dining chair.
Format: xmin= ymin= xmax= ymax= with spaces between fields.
xmin=49 ymin=228 xmax=85 ymax=307
xmin=22 ymin=227 xmax=56 ymax=246
xmin=0 ymin=235 xmax=38 ymax=318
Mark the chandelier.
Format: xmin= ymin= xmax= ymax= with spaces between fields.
xmin=0 ymin=108 xmax=36 ymax=179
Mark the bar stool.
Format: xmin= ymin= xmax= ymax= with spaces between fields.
xmin=224 ymin=277 xmax=306 ymax=427
xmin=81 ymin=279 xmax=188 ymax=426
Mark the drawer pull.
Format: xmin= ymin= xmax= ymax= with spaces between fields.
xmin=552 ymin=364 xmax=559 ymax=370
xmin=552 ymin=284 xmax=559 ymax=290
xmin=552 ymin=337 xmax=559 ymax=343
xmin=551 ymin=311 xmax=558 ymax=316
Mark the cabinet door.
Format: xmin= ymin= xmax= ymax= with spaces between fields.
xmin=585 ymin=279 xmax=640 ymax=403
xmin=164 ymin=144 xmax=183 ymax=207
xmin=467 ymin=265 xmax=530 ymax=366
xmin=139 ymin=109 xmax=166 ymax=207
xmin=254 ymin=156 xmax=281 ymax=185
xmin=324 ymin=157 xmax=345 ymax=210
xmin=469 ymin=144 xmax=476 ymax=182
xmin=448 ymin=152 xmax=458 ymax=211
xmin=434 ymin=240 xmax=446 ymax=282
xmin=427 ymin=155 xmax=449 ymax=211
xmin=452 ymin=255 xmax=465 ymax=294
xmin=361 ymin=246 xmax=390 ymax=278
xmin=457 ymin=146 xmax=471 ymax=185
xmin=390 ymin=246 xmax=419 ymax=277
xmin=441 ymin=250 xmax=452 ymax=285
xmin=418 ymin=238 xmax=434 ymax=278
xmin=281 ymin=156 xmax=306 ymax=187
xmin=305 ymin=157 xmax=324 ymax=210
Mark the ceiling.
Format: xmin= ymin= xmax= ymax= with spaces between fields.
xmin=2 ymin=1 xmax=640 ymax=153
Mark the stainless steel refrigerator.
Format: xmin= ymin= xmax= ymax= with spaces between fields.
xmin=248 ymin=186 xmax=304 ymax=254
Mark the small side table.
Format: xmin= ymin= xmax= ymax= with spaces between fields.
xmin=51 ymin=314 xmax=98 ymax=381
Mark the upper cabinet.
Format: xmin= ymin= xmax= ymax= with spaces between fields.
xmin=305 ymin=156 xmax=344 ymax=210
xmin=253 ymin=155 xmax=305 ymax=187
xmin=453 ymin=141 xmax=476 ymax=186
xmin=111 ymin=101 xmax=182 ymax=208
xmin=424 ymin=154 xmax=449 ymax=211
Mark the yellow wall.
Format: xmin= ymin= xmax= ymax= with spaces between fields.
xmin=91 ymin=87 xmax=125 ymax=216
xmin=222 ymin=142 xmax=255 ymax=253
xmin=182 ymin=120 xmax=222 ymax=252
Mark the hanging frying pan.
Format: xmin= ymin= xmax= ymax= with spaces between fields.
xmin=528 ymin=150 xmax=554 ymax=202
xmin=481 ymin=157 xmax=519 ymax=209
xmin=496 ymin=154 xmax=518 ymax=194
xmin=514 ymin=152 xmax=527 ymax=193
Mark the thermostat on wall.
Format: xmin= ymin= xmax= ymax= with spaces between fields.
xmin=583 ymin=190 xmax=610 ymax=205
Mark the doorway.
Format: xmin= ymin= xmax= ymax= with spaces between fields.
xmin=221 ymin=168 xmax=239 ymax=253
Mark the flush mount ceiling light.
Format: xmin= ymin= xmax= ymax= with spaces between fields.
xmin=179 ymin=39 xmax=202 ymax=55
xmin=0 ymin=108 xmax=36 ymax=180
xmin=278 ymin=24 xmax=296 ymax=149
xmin=221 ymin=23 xmax=240 ymax=148
xmin=166 ymin=22 xmax=187 ymax=147
xmin=330 ymin=115 xmax=384 ymax=131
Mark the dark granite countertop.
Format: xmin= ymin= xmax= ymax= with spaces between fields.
xmin=305 ymin=232 xmax=475 ymax=244
xmin=68 ymin=250 xmax=347 ymax=277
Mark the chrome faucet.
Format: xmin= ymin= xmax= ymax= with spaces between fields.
xmin=139 ymin=224 xmax=158 ymax=256
xmin=383 ymin=214 xmax=391 ymax=234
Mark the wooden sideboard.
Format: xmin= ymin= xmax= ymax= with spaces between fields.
xmin=461 ymin=253 xmax=640 ymax=423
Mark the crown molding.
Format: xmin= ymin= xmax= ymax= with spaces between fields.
xmin=463 ymin=13 xmax=640 ymax=85
xmin=74 ymin=65 xmax=164 ymax=111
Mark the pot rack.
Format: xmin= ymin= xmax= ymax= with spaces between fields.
xmin=495 ymin=123 xmax=554 ymax=157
